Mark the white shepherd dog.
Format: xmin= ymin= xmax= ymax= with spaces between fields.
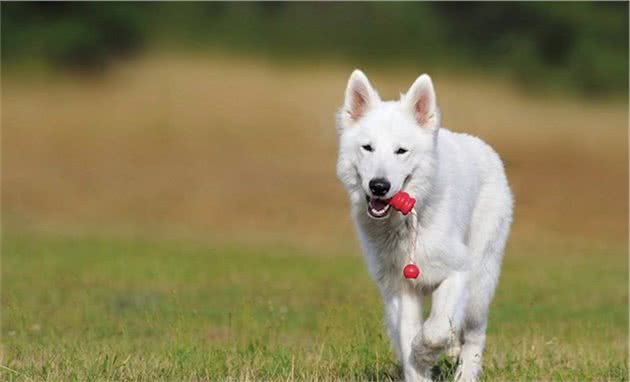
xmin=335 ymin=70 xmax=513 ymax=382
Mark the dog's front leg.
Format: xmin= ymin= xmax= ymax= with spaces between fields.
xmin=384 ymin=286 xmax=430 ymax=382
xmin=411 ymin=271 xmax=468 ymax=374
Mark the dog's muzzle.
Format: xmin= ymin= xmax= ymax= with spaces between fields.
xmin=366 ymin=195 xmax=391 ymax=219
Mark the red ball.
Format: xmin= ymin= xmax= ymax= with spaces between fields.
xmin=403 ymin=263 xmax=420 ymax=279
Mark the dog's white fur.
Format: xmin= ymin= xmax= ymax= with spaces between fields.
xmin=336 ymin=70 xmax=513 ymax=381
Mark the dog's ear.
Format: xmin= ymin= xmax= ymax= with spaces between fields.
xmin=340 ymin=70 xmax=379 ymax=127
xmin=403 ymin=74 xmax=439 ymax=130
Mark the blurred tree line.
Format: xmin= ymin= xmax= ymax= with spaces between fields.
xmin=2 ymin=2 xmax=627 ymax=96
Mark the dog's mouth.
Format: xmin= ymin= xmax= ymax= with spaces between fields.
xmin=365 ymin=195 xmax=391 ymax=219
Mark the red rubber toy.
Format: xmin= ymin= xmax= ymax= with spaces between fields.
xmin=403 ymin=263 xmax=420 ymax=279
xmin=389 ymin=192 xmax=415 ymax=215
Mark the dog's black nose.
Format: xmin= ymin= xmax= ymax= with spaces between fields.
xmin=369 ymin=178 xmax=391 ymax=197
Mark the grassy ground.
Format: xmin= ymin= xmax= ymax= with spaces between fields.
xmin=2 ymin=232 xmax=627 ymax=381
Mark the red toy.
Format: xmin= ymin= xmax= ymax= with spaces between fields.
xmin=389 ymin=191 xmax=415 ymax=215
xmin=390 ymin=192 xmax=420 ymax=280
xmin=403 ymin=263 xmax=420 ymax=279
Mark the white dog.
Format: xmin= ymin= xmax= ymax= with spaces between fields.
xmin=336 ymin=70 xmax=513 ymax=381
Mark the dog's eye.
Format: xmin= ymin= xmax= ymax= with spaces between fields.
xmin=361 ymin=144 xmax=374 ymax=152
xmin=395 ymin=148 xmax=408 ymax=155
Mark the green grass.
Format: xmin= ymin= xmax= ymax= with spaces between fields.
xmin=2 ymin=232 xmax=627 ymax=381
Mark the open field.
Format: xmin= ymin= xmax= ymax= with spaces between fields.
xmin=2 ymin=54 xmax=628 ymax=380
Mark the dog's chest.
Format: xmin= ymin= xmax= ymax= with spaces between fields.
xmin=359 ymin=221 xmax=453 ymax=291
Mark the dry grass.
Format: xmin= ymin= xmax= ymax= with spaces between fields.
xmin=3 ymin=53 xmax=627 ymax=245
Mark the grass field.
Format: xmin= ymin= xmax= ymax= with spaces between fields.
xmin=2 ymin=232 xmax=627 ymax=381
xmin=2 ymin=54 xmax=628 ymax=380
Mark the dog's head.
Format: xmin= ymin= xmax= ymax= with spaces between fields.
xmin=336 ymin=70 xmax=439 ymax=220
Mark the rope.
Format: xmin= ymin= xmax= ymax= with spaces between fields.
xmin=409 ymin=209 xmax=418 ymax=265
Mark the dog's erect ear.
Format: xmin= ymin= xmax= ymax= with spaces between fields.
xmin=403 ymin=74 xmax=438 ymax=130
xmin=341 ymin=70 xmax=379 ymax=126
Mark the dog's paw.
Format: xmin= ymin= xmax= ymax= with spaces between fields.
xmin=410 ymin=333 xmax=442 ymax=370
